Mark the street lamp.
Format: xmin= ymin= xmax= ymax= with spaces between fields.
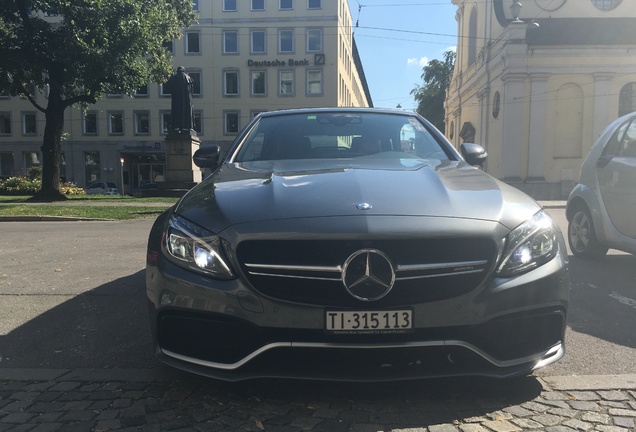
xmin=119 ymin=157 xmax=125 ymax=196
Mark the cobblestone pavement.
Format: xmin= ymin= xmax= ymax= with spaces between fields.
xmin=1 ymin=369 xmax=635 ymax=431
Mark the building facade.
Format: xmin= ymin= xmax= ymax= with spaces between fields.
xmin=0 ymin=0 xmax=371 ymax=192
xmin=446 ymin=0 xmax=636 ymax=199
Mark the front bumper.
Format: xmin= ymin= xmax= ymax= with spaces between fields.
xmin=154 ymin=309 xmax=565 ymax=382
xmin=147 ymin=253 xmax=568 ymax=381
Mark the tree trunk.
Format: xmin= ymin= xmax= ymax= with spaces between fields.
xmin=31 ymin=91 xmax=67 ymax=202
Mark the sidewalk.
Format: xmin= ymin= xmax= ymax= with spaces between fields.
xmin=1 ymin=368 xmax=635 ymax=431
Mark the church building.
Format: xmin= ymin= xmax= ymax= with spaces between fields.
xmin=446 ymin=0 xmax=636 ymax=198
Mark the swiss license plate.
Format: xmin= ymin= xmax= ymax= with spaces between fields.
xmin=325 ymin=310 xmax=413 ymax=334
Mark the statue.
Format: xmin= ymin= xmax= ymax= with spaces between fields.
xmin=165 ymin=66 xmax=194 ymax=133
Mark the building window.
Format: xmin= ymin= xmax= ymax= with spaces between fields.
xmin=24 ymin=152 xmax=40 ymax=174
xmin=83 ymin=111 xmax=98 ymax=135
xmin=223 ymin=30 xmax=239 ymax=54
xmin=307 ymin=28 xmax=323 ymax=53
xmin=134 ymin=111 xmax=150 ymax=135
xmin=252 ymin=0 xmax=265 ymax=10
xmin=108 ymin=112 xmax=124 ymax=135
xmin=307 ymin=70 xmax=323 ymax=95
xmin=188 ymin=70 xmax=202 ymax=96
xmin=619 ymin=83 xmax=636 ymax=117
xmin=251 ymin=71 xmax=267 ymax=96
xmin=22 ymin=113 xmax=37 ymax=135
xmin=224 ymin=70 xmax=240 ymax=96
xmin=84 ymin=151 xmax=100 ymax=184
xmin=192 ymin=0 xmax=199 ymax=11
xmin=591 ymin=0 xmax=621 ymax=10
xmin=251 ymin=30 xmax=266 ymax=54
xmin=0 ymin=153 xmax=15 ymax=178
xmin=135 ymin=84 xmax=149 ymax=97
xmin=0 ymin=113 xmax=11 ymax=135
xmin=186 ymin=31 xmax=200 ymax=54
xmin=161 ymin=112 xmax=172 ymax=135
xmin=308 ymin=0 xmax=321 ymax=9
xmin=225 ymin=111 xmax=240 ymax=134
xmin=223 ymin=0 xmax=237 ymax=11
xmin=492 ymin=92 xmax=501 ymax=119
xmin=279 ymin=29 xmax=294 ymax=53
xmin=280 ymin=0 xmax=293 ymax=9
xmin=193 ymin=111 xmax=203 ymax=134
xmin=160 ymin=82 xmax=170 ymax=97
xmin=279 ymin=70 xmax=294 ymax=96
xmin=59 ymin=152 xmax=67 ymax=182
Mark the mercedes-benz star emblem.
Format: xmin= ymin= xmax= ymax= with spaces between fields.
xmin=342 ymin=249 xmax=396 ymax=301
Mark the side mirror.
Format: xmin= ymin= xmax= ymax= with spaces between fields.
xmin=193 ymin=145 xmax=221 ymax=169
xmin=460 ymin=143 xmax=488 ymax=166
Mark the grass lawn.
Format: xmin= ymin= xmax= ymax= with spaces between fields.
xmin=0 ymin=195 xmax=177 ymax=220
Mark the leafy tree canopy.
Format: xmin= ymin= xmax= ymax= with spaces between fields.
xmin=411 ymin=50 xmax=456 ymax=132
xmin=0 ymin=0 xmax=196 ymax=200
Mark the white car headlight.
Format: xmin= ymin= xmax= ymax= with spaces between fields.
xmin=164 ymin=215 xmax=234 ymax=280
xmin=496 ymin=210 xmax=558 ymax=277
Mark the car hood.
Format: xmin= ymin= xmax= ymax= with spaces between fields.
xmin=175 ymin=158 xmax=540 ymax=233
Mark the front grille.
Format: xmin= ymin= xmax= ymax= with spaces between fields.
xmin=236 ymin=238 xmax=496 ymax=307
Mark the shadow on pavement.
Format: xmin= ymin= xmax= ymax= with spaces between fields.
xmin=0 ymin=270 xmax=156 ymax=370
xmin=0 ymin=266 xmax=546 ymax=424
xmin=567 ymin=253 xmax=636 ymax=349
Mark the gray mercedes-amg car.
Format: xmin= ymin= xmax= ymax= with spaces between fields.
xmin=146 ymin=108 xmax=569 ymax=381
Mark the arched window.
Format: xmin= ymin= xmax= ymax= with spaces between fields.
xmin=619 ymin=83 xmax=636 ymax=117
xmin=591 ymin=0 xmax=621 ymax=11
xmin=467 ymin=8 xmax=477 ymax=66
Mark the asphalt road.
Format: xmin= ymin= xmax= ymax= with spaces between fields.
xmin=0 ymin=209 xmax=635 ymax=378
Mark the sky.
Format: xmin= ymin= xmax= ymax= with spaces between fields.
xmin=349 ymin=1 xmax=458 ymax=110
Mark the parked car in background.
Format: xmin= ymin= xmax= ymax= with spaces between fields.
xmin=84 ymin=181 xmax=118 ymax=195
xmin=567 ymin=111 xmax=636 ymax=257
xmin=146 ymin=108 xmax=569 ymax=382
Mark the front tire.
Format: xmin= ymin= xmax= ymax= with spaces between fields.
xmin=568 ymin=208 xmax=608 ymax=258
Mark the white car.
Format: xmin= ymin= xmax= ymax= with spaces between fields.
xmin=84 ymin=181 xmax=119 ymax=195
xmin=566 ymin=112 xmax=636 ymax=257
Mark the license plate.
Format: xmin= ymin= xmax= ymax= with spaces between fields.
xmin=325 ymin=310 xmax=413 ymax=334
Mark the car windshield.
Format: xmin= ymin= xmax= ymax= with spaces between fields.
xmin=233 ymin=112 xmax=453 ymax=163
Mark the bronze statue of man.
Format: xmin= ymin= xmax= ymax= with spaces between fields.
xmin=165 ymin=66 xmax=194 ymax=133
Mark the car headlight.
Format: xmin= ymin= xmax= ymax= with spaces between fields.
xmin=163 ymin=215 xmax=235 ymax=280
xmin=496 ymin=210 xmax=558 ymax=277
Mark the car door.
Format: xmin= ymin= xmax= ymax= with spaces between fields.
xmin=597 ymin=118 xmax=636 ymax=239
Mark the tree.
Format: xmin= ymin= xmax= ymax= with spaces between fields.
xmin=410 ymin=50 xmax=456 ymax=132
xmin=0 ymin=0 xmax=195 ymax=200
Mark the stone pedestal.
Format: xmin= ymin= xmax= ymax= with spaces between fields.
xmin=160 ymin=131 xmax=202 ymax=196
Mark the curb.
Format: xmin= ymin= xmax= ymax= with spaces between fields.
xmin=540 ymin=374 xmax=636 ymax=391
xmin=0 ymin=216 xmax=111 ymax=222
